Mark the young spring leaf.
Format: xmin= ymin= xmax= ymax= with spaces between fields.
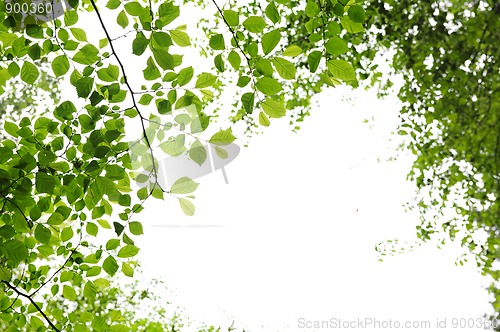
xmin=272 ymin=57 xmax=296 ymax=80
xmin=52 ymin=55 xmax=70 ymax=77
xmin=170 ymin=177 xmax=199 ymax=194
xmin=326 ymin=59 xmax=356 ymax=82
xmin=262 ymin=30 xmax=281 ymax=55
xmin=209 ymin=129 xmax=236 ymax=146
xmin=178 ymin=198 xmax=195 ymax=216
xmin=256 ymin=77 xmax=283 ymax=95
xmin=243 ymin=16 xmax=267 ymax=33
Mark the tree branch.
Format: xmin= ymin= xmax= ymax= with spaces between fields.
xmin=210 ymin=0 xmax=250 ymax=64
xmin=88 ymin=0 xmax=163 ymax=191
xmin=2 ymin=281 xmax=60 ymax=332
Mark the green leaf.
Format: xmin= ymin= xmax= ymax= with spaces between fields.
xmin=325 ymin=36 xmax=348 ymax=56
xmin=117 ymin=245 xmax=140 ymax=258
xmin=272 ymin=57 xmax=296 ymax=80
xmin=61 ymin=227 xmax=74 ymax=242
xmin=262 ymin=30 xmax=281 ymax=55
xmin=333 ymin=3 xmax=344 ymax=16
xmin=7 ymin=62 xmax=19 ymax=77
xmin=160 ymin=134 xmax=185 ymax=156
xmin=170 ymin=177 xmax=199 ymax=194
xmin=47 ymin=213 xmax=64 ymax=225
xmin=241 ymin=92 xmax=254 ymax=114
xmin=103 ymin=256 xmax=119 ymax=276
xmin=307 ymin=50 xmax=322 ymax=73
xmin=223 ymin=10 xmax=239 ymax=26
xmin=132 ymin=32 xmax=149 ymax=55
xmin=94 ymin=278 xmax=110 ymax=288
xmin=340 ymin=16 xmax=364 ymax=34
xmin=348 ymin=5 xmax=366 ymax=23
xmin=35 ymin=224 xmax=51 ymax=244
xmin=152 ymin=188 xmax=164 ymax=200
xmin=152 ymin=32 xmax=172 ymax=47
xmin=255 ymin=77 xmax=283 ymax=95
xmin=0 ymin=266 xmax=12 ymax=281
xmin=215 ymin=146 xmax=229 ymax=159
xmin=157 ymin=99 xmax=172 ymax=114
xmin=236 ymin=76 xmax=251 ymax=87
xmin=70 ymin=28 xmax=88 ymax=42
xmin=60 ymin=271 xmax=73 ymax=282
xmin=107 ymin=0 xmax=120 ymax=9
xmin=75 ymin=77 xmax=94 ymax=98
xmin=152 ymin=47 xmax=175 ymax=70
xmin=0 ymin=225 xmax=15 ymax=239
xmin=4 ymin=121 xmax=19 ymax=137
xmin=86 ymin=222 xmax=99 ymax=236
xmin=106 ymin=239 xmax=121 ymax=250
xmin=117 ymin=10 xmax=129 ymax=28
xmin=110 ymin=324 xmax=130 ymax=332
xmin=139 ymin=94 xmax=153 ymax=105
xmin=97 ymin=64 xmax=120 ymax=82
xmin=20 ymin=61 xmax=39 ymax=84
xmin=159 ymin=2 xmax=180 ymax=25
xmin=305 ymin=1 xmax=320 ymax=17
xmin=195 ymin=73 xmax=216 ymax=88
xmin=52 ymin=55 xmax=70 ymax=77
xmin=124 ymin=1 xmax=144 ymax=16
xmin=214 ymin=54 xmax=225 ymax=72
xmin=86 ymin=266 xmax=102 ymax=277
xmin=209 ymin=34 xmax=225 ymax=50
xmin=84 ymin=281 xmax=97 ymax=300
xmin=265 ymin=2 xmax=280 ymax=24
xmin=189 ymin=140 xmax=207 ymax=166
xmin=176 ymin=114 xmax=192 ymax=126
xmin=256 ymin=58 xmax=274 ymax=77
xmin=177 ymin=66 xmax=194 ymax=86
xmin=64 ymin=10 xmax=79 ymax=25
xmin=261 ymin=98 xmax=286 ymax=118
xmin=178 ymin=198 xmax=195 ymax=216
xmin=63 ymin=285 xmax=77 ymax=301
xmin=259 ymin=112 xmax=270 ymax=126
xmin=122 ymin=262 xmax=134 ymax=277
xmin=328 ymin=21 xmax=341 ymax=35
xmin=282 ymin=45 xmax=302 ymax=57
xmin=228 ymin=51 xmax=241 ymax=70
xmin=28 ymin=44 xmax=41 ymax=60
xmin=326 ymin=59 xmax=356 ymax=82
xmin=209 ymin=129 xmax=236 ymax=146
xmin=170 ymin=30 xmax=190 ymax=46
xmin=129 ymin=222 xmax=144 ymax=235
xmin=73 ymin=44 xmax=100 ymax=65
xmin=97 ymin=219 xmax=112 ymax=229
xmin=0 ymin=240 xmax=29 ymax=265
xmin=143 ymin=57 xmax=161 ymax=80
xmin=243 ymin=16 xmax=267 ymax=33
xmin=35 ymin=173 xmax=58 ymax=194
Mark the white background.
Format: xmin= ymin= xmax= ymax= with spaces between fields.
xmin=135 ymin=86 xmax=492 ymax=331
xmin=52 ymin=5 xmax=493 ymax=331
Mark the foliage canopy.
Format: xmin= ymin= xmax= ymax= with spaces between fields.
xmin=0 ymin=0 xmax=499 ymax=330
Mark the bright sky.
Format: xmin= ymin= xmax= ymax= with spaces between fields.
xmin=48 ymin=4 xmax=493 ymax=331
xmin=135 ymin=86 xmax=492 ymax=332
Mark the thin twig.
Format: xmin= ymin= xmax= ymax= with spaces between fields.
xmin=2 ymin=281 xmax=60 ymax=332
xmin=89 ymin=0 xmax=163 ymax=191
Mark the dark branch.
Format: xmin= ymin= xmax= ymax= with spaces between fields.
xmin=89 ymin=0 xmax=163 ymax=191
xmin=2 ymin=281 xmax=60 ymax=332
xmin=210 ymin=0 xmax=250 ymax=63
